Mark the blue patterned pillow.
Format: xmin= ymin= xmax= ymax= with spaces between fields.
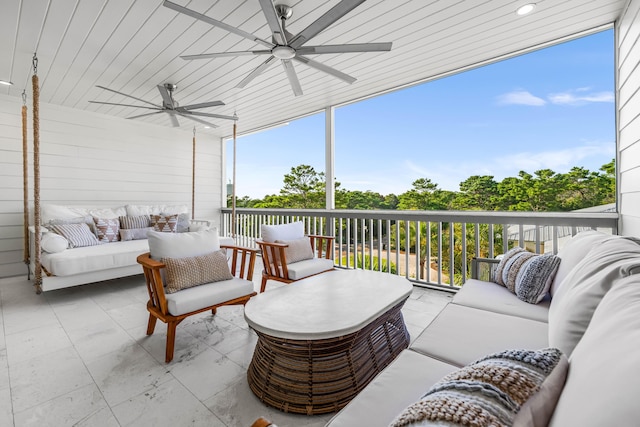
xmin=390 ymin=348 xmax=567 ymax=427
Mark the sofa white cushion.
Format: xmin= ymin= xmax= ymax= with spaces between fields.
xmin=285 ymin=257 xmax=334 ymax=280
xmin=325 ymin=350 xmax=458 ymax=427
xmin=165 ymin=277 xmax=254 ymax=316
xmin=548 ymin=236 xmax=640 ymax=357
xmin=40 ymin=239 xmax=149 ymax=276
xmin=261 ymin=221 xmax=304 ymax=242
xmin=550 ymin=230 xmax=611 ymax=296
xmin=453 ymin=279 xmax=550 ymax=323
xmin=147 ymin=229 xmax=220 ymax=260
xmin=40 ymin=232 xmax=68 ymax=253
xmin=549 ymin=275 xmax=640 ymax=426
xmin=410 ymin=304 xmax=548 ymax=367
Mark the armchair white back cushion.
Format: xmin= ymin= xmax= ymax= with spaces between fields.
xmin=261 ymin=222 xmax=305 ymax=243
xmin=147 ymin=228 xmax=220 ymax=260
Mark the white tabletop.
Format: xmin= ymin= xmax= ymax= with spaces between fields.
xmin=244 ymin=269 xmax=413 ymax=340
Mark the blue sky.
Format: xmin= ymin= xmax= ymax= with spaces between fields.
xmin=228 ymin=29 xmax=615 ymax=199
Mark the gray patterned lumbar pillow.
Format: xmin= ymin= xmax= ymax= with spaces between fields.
xmin=390 ymin=348 xmax=567 ymax=427
xmin=162 ymin=250 xmax=233 ymax=294
xmin=515 ymin=254 xmax=561 ymax=304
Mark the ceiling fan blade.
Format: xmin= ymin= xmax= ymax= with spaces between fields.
xmin=294 ymin=56 xmax=356 ymax=84
xmin=127 ymin=111 xmax=166 ymax=120
xmin=157 ymin=85 xmax=175 ymax=109
xmin=236 ymin=56 xmax=278 ymax=88
xmin=296 ymin=42 xmax=393 ymax=55
xmin=168 ymin=112 xmax=180 ymax=127
xmin=181 ymin=50 xmax=271 ymax=60
xmin=177 ymin=112 xmax=219 ymax=128
xmin=179 ymin=101 xmax=225 ymax=110
xmin=88 ymin=101 xmax=162 ymax=110
xmin=163 ymin=0 xmax=274 ymax=49
xmin=96 ymin=85 xmax=160 ymax=108
xmin=282 ymin=59 xmax=303 ymax=97
xmin=259 ymin=0 xmax=286 ymax=45
xmin=182 ymin=111 xmax=238 ymax=121
xmin=289 ymin=0 xmax=366 ymax=48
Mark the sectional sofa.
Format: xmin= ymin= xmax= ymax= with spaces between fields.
xmin=325 ymin=230 xmax=640 ymax=426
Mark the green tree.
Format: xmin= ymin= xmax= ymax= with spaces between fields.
xmin=454 ymin=175 xmax=499 ymax=210
xmin=280 ymin=164 xmax=326 ymax=208
xmin=398 ymin=178 xmax=455 ymax=210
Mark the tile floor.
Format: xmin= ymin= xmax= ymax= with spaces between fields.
xmin=0 ymin=267 xmax=452 ymax=427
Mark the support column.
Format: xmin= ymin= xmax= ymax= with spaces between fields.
xmin=325 ymin=106 xmax=336 ymax=237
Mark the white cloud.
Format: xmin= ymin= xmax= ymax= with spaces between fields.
xmin=548 ymin=90 xmax=614 ymax=106
xmin=495 ymin=142 xmax=614 ymax=171
xmin=496 ymin=90 xmax=546 ymax=106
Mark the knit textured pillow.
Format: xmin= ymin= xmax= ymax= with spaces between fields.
xmin=50 ymin=223 xmax=100 ymax=248
xmin=515 ymin=254 xmax=561 ymax=304
xmin=93 ymin=217 xmax=120 ymax=242
xmin=119 ymin=215 xmax=150 ymax=229
xmin=151 ymin=214 xmax=178 ymax=233
xmin=390 ymin=348 xmax=568 ymax=427
xmin=493 ymin=247 xmax=525 ymax=287
xmin=162 ymin=250 xmax=233 ymax=294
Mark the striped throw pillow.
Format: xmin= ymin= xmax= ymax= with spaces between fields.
xmin=390 ymin=348 xmax=567 ymax=427
xmin=50 ymin=223 xmax=100 ymax=248
xmin=119 ymin=215 xmax=150 ymax=229
xmin=515 ymin=254 xmax=561 ymax=303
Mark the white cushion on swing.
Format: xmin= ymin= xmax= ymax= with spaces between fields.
xmin=40 ymin=240 xmax=149 ymax=276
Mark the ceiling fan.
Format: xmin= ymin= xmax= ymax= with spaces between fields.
xmin=163 ymin=0 xmax=392 ymax=96
xmin=89 ymin=83 xmax=237 ymax=128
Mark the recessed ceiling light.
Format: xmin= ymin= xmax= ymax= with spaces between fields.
xmin=204 ymin=126 xmax=211 ymax=129
xmin=0 ymin=80 xmax=13 ymax=86
xmin=516 ymin=3 xmax=536 ymax=15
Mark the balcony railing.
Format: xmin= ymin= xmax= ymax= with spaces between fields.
xmin=220 ymin=208 xmax=618 ymax=291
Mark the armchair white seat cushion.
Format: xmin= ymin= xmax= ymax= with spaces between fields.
xmin=286 ymin=258 xmax=335 ymax=280
xmin=166 ymin=277 xmax=255 ymax=316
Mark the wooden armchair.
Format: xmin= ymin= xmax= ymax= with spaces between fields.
xmin=256 ymin=222 xmax=335 ymax=293
xmin=137 ymin=243 xmax=257 ymax=363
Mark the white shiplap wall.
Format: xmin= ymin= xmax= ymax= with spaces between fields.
xmin=618 ymin=0 xmax=640 ymax=237
xmin=0 ymin=93 xmax=223 ymax=278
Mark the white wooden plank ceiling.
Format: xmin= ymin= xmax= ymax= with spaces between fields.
xmin=0 ymin=0 xmax=628 ymax=138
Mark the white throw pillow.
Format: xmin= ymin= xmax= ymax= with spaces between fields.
xmin=147 ymin=229 xmax=220 ymax=260
xmin=261 ymin=222 xmax=305 ymax=243
xmin=40 ymin=232 xmax=68 ymax=253
xmin=276 ymin=237 xmax=314 ymax=263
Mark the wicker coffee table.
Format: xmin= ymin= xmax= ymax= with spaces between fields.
xmin=244 ymin=269 xmax=413 ymax=415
